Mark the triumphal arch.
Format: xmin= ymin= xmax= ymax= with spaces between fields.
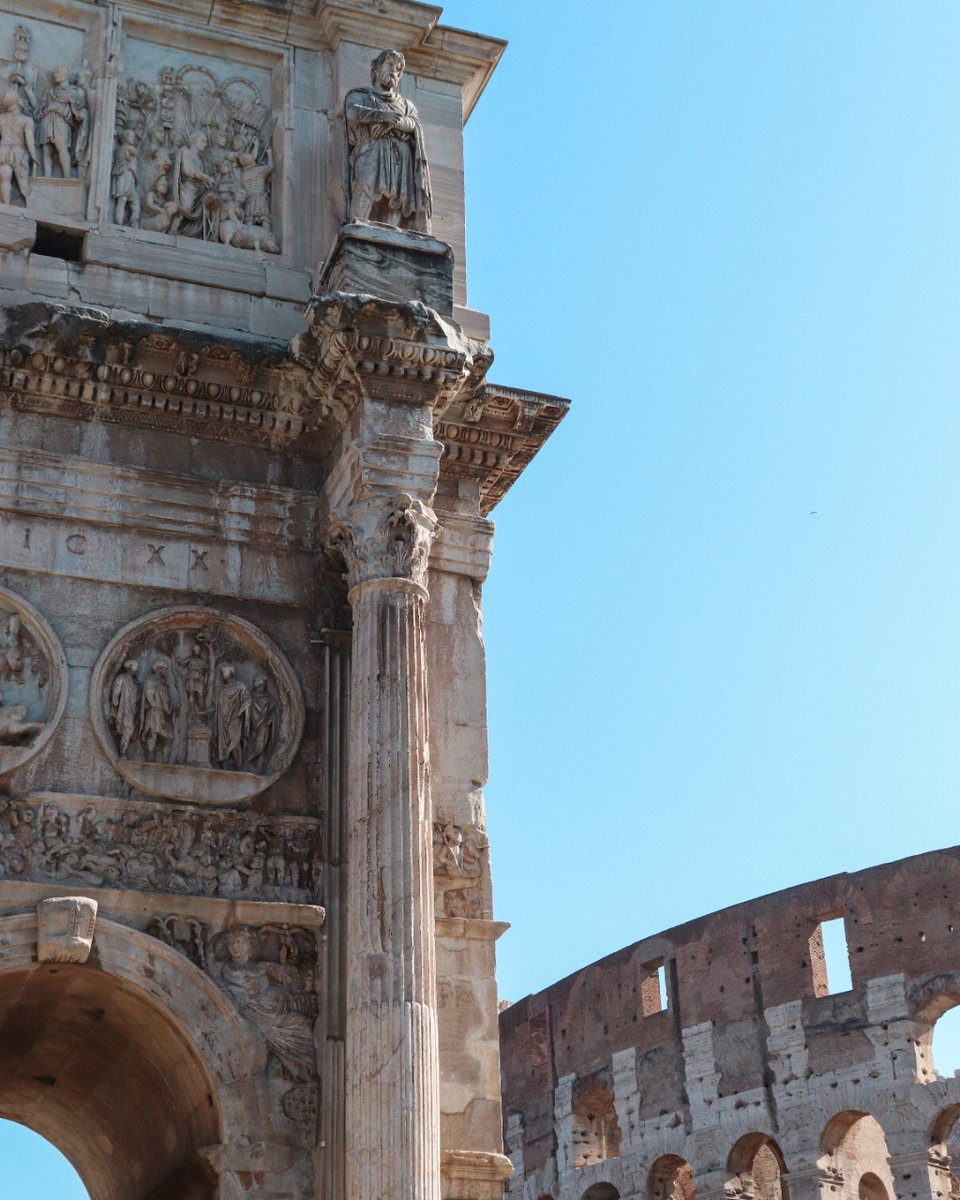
xmin=0 ymin=1 xmax=566 ymax=1196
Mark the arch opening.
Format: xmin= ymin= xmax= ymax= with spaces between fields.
xmin=582 ymin=1184 xmax=620 ymax=1200
xmin=819 ymin=1112 xmax=894 ymax=1200
xmin=0 ymin=961 xmax=222 ymax=1200
xmin=727 ymin=1134 xmax=789 ymax=1200
xmin=648 ymin=1154 xmax=696 ymax=1200
xmin=933 ymin=1003 xmax=960 ymax=1079
xmin=0 ymin=1118 xmax=90 ymax=1198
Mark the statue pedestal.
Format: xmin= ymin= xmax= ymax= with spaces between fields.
xmin=28 ymin=177 xmax=88 ymax=222
xmin=319 ymin=221 xmax=454 ymax=315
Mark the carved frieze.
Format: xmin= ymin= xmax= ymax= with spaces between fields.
xmin=433 ymin=821 xmax=488 ymax=919
xmin=90 ymin=607 xmax=305 ymax=804
xmin=0 ymin=586 xmax=67 ymax=775
xmin=0 ymin=794 xmax=322 ymax=901
xmin=113 ymin=61 xmax=278 ymax=252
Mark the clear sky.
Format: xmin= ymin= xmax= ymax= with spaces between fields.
xmin=7 ymin=3 xmax=960 ymax=1194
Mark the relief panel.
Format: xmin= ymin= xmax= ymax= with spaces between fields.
xmin=0 ymin=584 xmax=66 ymax=775
xmin=112 ymin=29 xmax=282 ymax=252
xmin=90 ymin=606 xmax=305 ymax=804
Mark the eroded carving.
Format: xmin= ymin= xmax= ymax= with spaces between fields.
xmin=433 ymin=821 xmax=488 ymax=919
xmin=0 ymin=25 xmax=93 ymax=204
xmin=345 ymin=49 xmax=432 ymax=233
xmin=113 ymin=63 xmax=278 ymax=252
xmin=0 ymin=588 xmax=66 ymax=774
xmin=37 ymin=894 xmax=97 ymax=963
xmin=91 ymin=607 xmax=305 ymax=805
xmin=330 ymin=494 xmax=436 ymax=592
xmin=210 ymin=924 xmax=319 ymax=1079
xmin=0 ymin=795 xmax=322 ymax=901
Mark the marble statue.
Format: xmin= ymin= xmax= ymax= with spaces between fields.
xmin=344 ymin=48 xmax=432 ymax=233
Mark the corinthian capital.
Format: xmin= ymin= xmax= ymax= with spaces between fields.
xmin=331 ymin=494 xmax=437 ymax=593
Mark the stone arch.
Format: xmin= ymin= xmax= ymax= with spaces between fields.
xmin=818 ymin=1111 xmax=895 ymax=1200
xmin=0 ymin=909 xmax=272 ymax=1200
xmin=648 ymin=1154 xmax=696 ymax=1200
xmin=582 ymin=1184 xmax=620 ymax=1200
xmin=727 ymin=1134 xmax=789 ymax=1200
xmin=908 ymin=972 xmax=960 ymax=1082
xmin=571 ymin=1083 xmax=621 ymax=1167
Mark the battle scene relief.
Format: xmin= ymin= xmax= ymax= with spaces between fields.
xmin=91 ymin=606 xmax=304 ymax=804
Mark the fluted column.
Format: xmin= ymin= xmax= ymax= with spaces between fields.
xmin=335 ymin=486 xmax=442 ymax=1200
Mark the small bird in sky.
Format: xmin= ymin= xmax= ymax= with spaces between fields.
xmin=809 ymin=510 xmax=819 ymax=516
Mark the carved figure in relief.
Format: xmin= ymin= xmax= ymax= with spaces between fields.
xmin=1 ymin=26 xmax=39 ymax=117
xmin=1 ymin=615 xmax=24 ymax=683
xmin=216 ymin=925 xmax=318 ymax=1080
xmin=111 ymin=128 xmax=140 ymax=225
xmin=344 ymin=48 xmax=432 ymax=233
xmin=113 ymin=63 xmax=278 ymax=251
xmin=140 ymin=661 xmax=174 ymax=762
xmin=169 ymin=129 xmax=214 ymax=234
xmin=0 ymin=690 xmax=43 ymax=743
xmin=109 ymin=659 xmax=140 ymax=756
xmin=0 ymin=91 xmax=37 ymax=206
xmin=214 ymin=664 xmax=251 ymax=768
xmin=141 ymin=174 xmax=176 ymax=233
xmin=37 ymin=64 xmax=83 ymax=178
xmin=433 ymin=821 xmax=488 ymax=919
xmin=70 ymin=67 xmax=92 ymax=170
xmin=248 ymin=676 xmax=275 ymax=770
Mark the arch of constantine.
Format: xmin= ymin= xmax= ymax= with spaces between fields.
xmin=0 ymin=0 xmax=568 ymax=1196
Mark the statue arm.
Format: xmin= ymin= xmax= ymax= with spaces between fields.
xmin=23 ymin=121 xmax=37 ymax=165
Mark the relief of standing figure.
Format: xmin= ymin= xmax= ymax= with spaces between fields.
xmin=0 ymin=91 xmax=37 ymax=206
xmin=109 ymin=659 xmax=140 ymax=757
xmin=247 ymin=676 xmax=275 ymax=771
xmin=214 ymin=664 xmax=251 ymax=769
xmin=37 ymin=64 xmax=82 ymax=177
xmin=111 ymin=128 xmax=140 ymax=225
xmin=140 ymin=661 xmax=173 ymax=763
xmin=344 ymin=48 xmax=432 ymax=233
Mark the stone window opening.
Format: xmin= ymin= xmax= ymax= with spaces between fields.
xmin=809 ymin=915 xmax=852 ymax=997
xmin=641 ymin=958 xmax=668 ymax=1017
xmin=32 ymin=223 xmax=84 ymax=263
xmin=571 ymin=1085 xmax=622 ymax=1168
xmin=728 ymin=1134 xmax=790 ymax=1200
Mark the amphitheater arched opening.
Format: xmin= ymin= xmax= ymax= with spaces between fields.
xmin=819 ymin=1111 xmax=895 ymax=1200
xmin=0 ymin=958 xmax=222 ymax=1200
xmin=582 ymin=1183 xmax=621 ymax=1200
xmin=927 ymin=1106 xmax=960 ymax=1200
xmin=571 ymin=1083 xmax=622 ymax=1167
xmin=932 ymin=1001 xmax=960 ymax=1078
xmin=728 ymin=1134 xmax=789 ymax=1200
xmin=648 ymin=1154 xmax=696 ymax=1200
xmin=0 ymin=1118 xmax=90 ymax=1197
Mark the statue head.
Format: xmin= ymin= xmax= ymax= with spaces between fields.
xmin=0 ymin=91 xmax=19 ymax=114
xmin=52 ymin=64 xmax=70 ymax=85
xmin=123 ymin=658 xmax=139 ymax=677
xmin=12 ymin=26 xmax=30 ymax=64
xmin=254 ymin=675 xmax=268 ymax=694
xmin=226 ymin=926 xmax=255 ymax=962
xmin=152 ymin=661 xmax=167 ymax=678
xmin=189 ymin=130 xmax=207 ymax=150
xmin=220 ymin=664 xmax=235 ymax=683
xmin=370 ymin=48 xmax=404 ymax=92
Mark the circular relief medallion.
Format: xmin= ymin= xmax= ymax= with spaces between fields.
xmin=90 ymin=607 xmax=304 ymax=805
xmin=0 ymin=586 xmax=67 ymax=775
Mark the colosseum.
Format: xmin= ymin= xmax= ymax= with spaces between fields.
xmin=499 ymin=848 xmax=960 ymax=1200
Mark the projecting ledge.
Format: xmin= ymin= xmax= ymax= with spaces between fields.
xmin=436 ymin=917 xmax=510 ymax=941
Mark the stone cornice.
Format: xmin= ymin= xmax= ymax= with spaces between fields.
xmin=437 ymin=383 xmax=571 ymax=516
xmin=430 ymin=511 xmax=494 ymax=582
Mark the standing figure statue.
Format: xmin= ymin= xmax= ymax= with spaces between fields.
xmin=71 ymin=67 xmax=93 ymax=173
xmin=247 ymin=676 xmax=275 ymax=771
xmin=109 ymin=659 xmax=140 ymax=757
xmin=140 ymin=661 xmax=173 ymax=763
xmin=37 ymin=64 xmax=81 ymax=177
xmin=344 ymin=48 xmax=432 ymax=233
xmin=0 ymin=91 xmax=37 ymax=206
xmin=214 ymin=664 xmax=251 ymax=770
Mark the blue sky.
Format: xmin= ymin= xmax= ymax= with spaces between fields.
xmin=7 ymin=3 xmax=960 ymax=1193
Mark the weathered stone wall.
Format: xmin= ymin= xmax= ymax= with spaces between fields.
xmin=500 ymin=848 xmax=960 ymax=1200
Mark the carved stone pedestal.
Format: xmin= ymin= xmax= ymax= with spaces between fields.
xmin=319 ymin=221 xmax=455 ymax=316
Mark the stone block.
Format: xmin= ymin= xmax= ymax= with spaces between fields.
xmin=318 ymin=221 xmax=454 ymax=315
xmin=37 ymin=894 xmax=97 ymax=963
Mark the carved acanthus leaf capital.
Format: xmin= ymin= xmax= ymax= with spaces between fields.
xmin=330 ymin=494 xmax=437 ymax=592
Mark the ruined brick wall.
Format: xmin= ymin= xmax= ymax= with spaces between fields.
xmin=500 ymin=846 xmax=960 ymax=1200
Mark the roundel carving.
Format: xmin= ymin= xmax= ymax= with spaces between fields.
xmin=90 ymin=607 xmax=305 ymax=805
xmin=0 ymin=586 xmax=67 ymax=775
